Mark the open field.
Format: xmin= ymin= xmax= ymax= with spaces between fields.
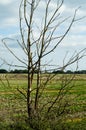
xmin=0 ymin=74 xmax=86 ymax=129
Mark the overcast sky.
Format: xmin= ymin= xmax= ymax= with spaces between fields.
xmin=0 ymin=0 xmax=86 ymax=70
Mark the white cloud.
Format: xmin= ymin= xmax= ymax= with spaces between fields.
xmin=0 ymin=0 xmax=12 ymax=5
xmin=3 ymin=17 xmax=18 ymax=27
xmin=0 ymin=0 xmax=20 ymax=26
xmin=71 ymin=25 xmax=86 ymax=34
xmin=61 ymin=34 xmax=86 ymax=47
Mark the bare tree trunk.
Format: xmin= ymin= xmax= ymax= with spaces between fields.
xmin=35 ymin=60 xmax=40 ymax=111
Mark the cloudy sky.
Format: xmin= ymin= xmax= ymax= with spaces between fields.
xmin=0 ymin=0 xmax=86 ymax=70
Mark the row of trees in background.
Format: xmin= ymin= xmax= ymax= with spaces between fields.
xmin=0 ymin=69 xmax=86 ymax=74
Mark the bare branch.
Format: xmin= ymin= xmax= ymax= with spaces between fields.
xmin=17 ymin=87 xmax=27 ymax=99
xmin=2 ymin=38 xmax=27 ymax=66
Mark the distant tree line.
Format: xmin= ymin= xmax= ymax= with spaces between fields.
xmin=0 ymin=69 xmax=28 ymax=74
xmin=0 ymin=69 xmax=86 ymax=74
xmin=52 ymin=70 xmax=86 ymax=74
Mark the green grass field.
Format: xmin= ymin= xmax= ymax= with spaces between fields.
xmin=0 ymin=74 xmax=86 ymax=130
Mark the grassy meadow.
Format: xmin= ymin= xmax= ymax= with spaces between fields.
xmin=0 ymin=73 xmax=86 ymax=130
